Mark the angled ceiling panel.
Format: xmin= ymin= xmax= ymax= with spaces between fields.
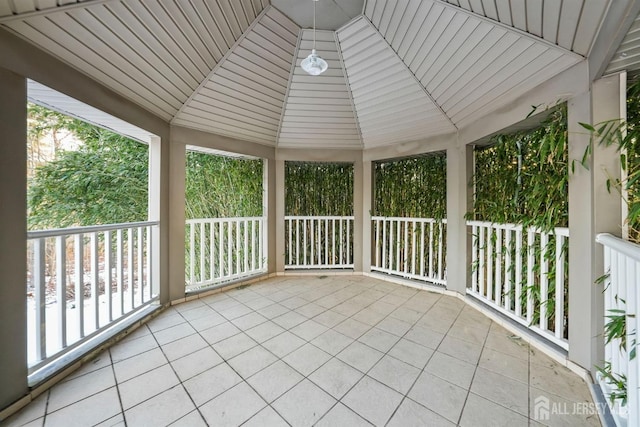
xmin=2 ymin=0 xmax=265 ymax=121
xmin=367 ymin=0 xmax=582 ymax=129
xmin=337 ymin=17 xmax=455 ymax=148
xmin=605 ymin=13 xmax=640 ymax=75
xmin=437 ymin=0 xmax=610 ymax=56
xmin=278 ymin=29 xmax=361 ymax=149
xmin=173 ymin=6 xmax=299 ymax=146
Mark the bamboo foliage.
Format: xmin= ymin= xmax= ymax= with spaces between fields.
xmin=285 ymin=162 xmax=354 ymax=216
xmin=469 ymin=104 xmax=569 ymax=338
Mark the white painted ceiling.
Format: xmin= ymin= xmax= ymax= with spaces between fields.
xmin=0 ymin=0 xmax=621 ymax=149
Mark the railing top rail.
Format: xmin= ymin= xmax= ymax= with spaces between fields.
xmin=597 ymin=233 xmax=640 ymax=262
xmin=186 ymin=216 xmax=265 ymax=224
xmin=27 ymin=220 xmax=159 ymax=239
xmin=466 ymin=220 xmax=568 ymax=236
xmin=285 ymin=215 xmax=355 ymax=220
xmin=371 ymin=216 xmax=446 ymax=223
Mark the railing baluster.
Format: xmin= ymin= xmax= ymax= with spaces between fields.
xmin=105 ymin=230 xmax=112 ymax=321
xmin=310 ymin=219 xmax=315 ymax=266
xmin=251 ymin=220 xmax=256 ymax=271
xmin=200 ymin=222 xmax=205 ymax=284
xmin=515 ymin=227 xmax=523 ymax=317
xmin=487 ymin=226 xmax=493 ymax=301
xmin=411 ymin=221 xmax=417 ymax=274
xmin=339 ymin=219 xmax=343 ymax=265
xmin=471 ymin=225 xmax=478 ymax=293
xmin=210 ymin=221 xmax=215 ymax=282
xmin=34 ymin=238 xmax=47 ymax=361
xmin=478 ymin=226 xmax=485 ymax=297
xmin=74 ymin=234 xmax=84 ymax=339
xmin=227 ymin=220 xmax=233 ymax=276
xmin=304 ymin=218 xmax=308 ymax=266
xmin=236 ymin=219 xmax=241 ymax=275
xmin=382 ymin=219 xmax=387 ymax=269
xmin=128 ymin=227 xmax=134 ymax=312
xmin=495 ymin=228 xmax=502 ymax=305
xmin=296 ymin=219 xmax=300 ymax=266
xmin=325 ymin=219 xmax=329 ymax=266
xmin=288 ymin=218 xmax=292 ymax=266
xmin=554 ymin=233 xmax=564 ymax=339
xmin=189 ymin=223 xmax=195 ymax=287
xmin=420 ymin=221 xmax=425 ymax=277
xmin=333 ymin=218 xmax=337 ymax=265
xmin=504 ymin=228 xmax=511 ymax=310
xmin=91 ymin=232 xmax=99 ymax=330
xmin=219 ymin=221 xmax=224 ymax=277
xmin=347 ymin=218 xmax=351 ymax=265
xmin=437 ymin=221 xmax=443 ymax=280
xmin=137 ymin=226 xmax=143 ymax=306
xmin=244 ymin=219 xmax=249 ymax=273
xmin=539 ymin=232 xmax=549 ymax=331
xmin=428 ymin=222 xmax=434 ymax=279
xmin=117 ymin=229 xmax=124 ymax=316
xmin=396 ymin=220 xmax=401 ymax=272
xmin=404 ymin=220 xmax=409 ymax=273
xmin=526 ymin=229 xmax=535 ymax=324
xmin=56 ymin=235 xmax=67 ymax=349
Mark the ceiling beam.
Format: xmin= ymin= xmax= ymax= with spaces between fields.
xmin=588 ymin=0 xmax=640 ymax=80
xmin=0 ymin=0 xmax=118 ymax=23
xmin=334 ymin=30 xmax=364 ymax=148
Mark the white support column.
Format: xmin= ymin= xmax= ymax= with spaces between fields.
xmin=265 ymin=158 xmax=277 ymax=274
xmin=568 ymin=73 xmax=624 ymax=373
xmin=353 ymin=158 xmax=364 ymax=272
xmin=0 ymin=67 xmax=28 ymax=409
xmin=148 ymin=135 xmax=164 ymax=302
xmin=361 ymin=160 xmax=372 ymax=273
xmin=168 ymin=136 xmax=186 ymax=301
xmin=275 ymin=159 xmax=286 ymax=273
xmin=446 ymin=141 xmax=473 ymax=294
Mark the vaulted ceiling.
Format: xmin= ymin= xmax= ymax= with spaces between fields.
xmin=0 ymin=0 xmax=622 ymax=149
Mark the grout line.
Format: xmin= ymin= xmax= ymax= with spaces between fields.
xmin=107 ymin=350 xmax=127 ymax=427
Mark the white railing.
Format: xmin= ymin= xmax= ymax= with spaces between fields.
xmin=597 ymin=233 xmax=640 ymax=427
xmin=371 ymin=217 xmax=447 ymax=286
xmin=285 ymin=216 xmax=354 ymax=269
xmin=26 ymin=221 xmax=159 ymax=369
xmin=467 ymin=221 xmax=569 ymax=349
xmin=186 ymin=217 xmax=266 ymax=290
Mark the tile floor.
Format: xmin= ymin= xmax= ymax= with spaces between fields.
xmin=2 ymin=276 xmax=601 ymax=427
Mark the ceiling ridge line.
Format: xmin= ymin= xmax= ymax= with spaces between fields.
xmin=275 ymin=27 xmax=303 ymax=147
xmin=0 ymin=0 xmax=118 ymax=23
xmin=334 ymin=29 xmax=365 ymax=149
xmin=430 ymin=0 xmax=584 ymax=60
xmin=360 ymin=16 xmax=458 ymax=132
xmin=171 ymin=4 xmax=272 ymax=124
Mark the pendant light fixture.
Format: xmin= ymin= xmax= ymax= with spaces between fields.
xmin=301 ymin=0 xmax=328 ymax=76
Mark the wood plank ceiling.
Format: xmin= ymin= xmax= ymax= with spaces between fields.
xmin=0 ymin=0 xmax=614 ymax=149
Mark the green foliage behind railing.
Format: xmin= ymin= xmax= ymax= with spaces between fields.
xmin=285 ymin=162 xmax=354 ymax=216
xmin=471 ymin=104 xmax=568 ymax=230
xmin=185 ymin=152 xmax=263 ymax=220
xmin=373 ymin=153 xmax=446 ymax=219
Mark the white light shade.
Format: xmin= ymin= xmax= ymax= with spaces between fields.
xmin=301 ymin=49 xmax=328 ymax=76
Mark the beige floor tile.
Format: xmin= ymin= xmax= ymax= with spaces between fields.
xmin=112 ymin=347 xmax=167 ymax=383
xmin=272 ymin=310 xmax=307 ymax=329
xmin=479 ymin=347 xmax=529 ymax=383
xmin=369 ymin=355 xmax=421 ymax=394
xmin=333 ymin=318 xmax=371 ymax=339
xmin=290 ymin=319 xmax=328 ymax=341
xmin=246 ymin=360 xmax=303 ymax=402
xmin=63 ymin=352 xmax=111 ymax=382
xmin=211 ymin=332 xmax=257 ymax=359
xmin=94 ymin=413 xmax=125 ymax=427
xmin=45 ymin=387 xmax=121 ymax=427
xmin=471 ymin=367 xmax=529 ymax=415
xmin=152 ymin=322 xmax=196 ymax=346
xmin=171 ymin=346 xmax=223 ymax=381
xmin=160 ymin=333 xmax=208 ymax=361
xmin=281 ymin=296 xmax=308 ymax=310
xmin=311 ymin=329 xmax=354 ymax=355
xmin=272 ymin=379 xmax=336 ymax=427
xmin=404 ymin=325 xmax=445 ymax=349
xmin=530 ymin=364 xmax=593 ymax=403
xmin=529 ymin=387 xmax=601 ymax=426
xmin=228 ymin=345 xmax=278 ymax=378
xmin=199 ymin=382 xmax=266 ymax=427
xmin=245 ymin=321 xmax=286 ymax=343
xmin=179 ymin=305 xmax=217 ymax=322
xmin=218 ymin=303 xmax=252 ymax=320
xmin=387 ymin=398 xmax=455 ymax=427
xmin=337 ymin=341 xmax=384 ymax=373
xmin=388 ymin=338 xmax=435 ymax=369
xmin=389 ymin=307 xmax=424 ymax=324
xmin=316 ymin=403 xmax=372 ymax=427
xmin=484 ymin=327 xmax=529 ymax=360
xmin=408 ymin=372 xmax=467 ymax=423
xmin=438 ymin=335 xmax=483 ymax=365
xmin=199 ymin=321 xmax=240 ymax=345
xmin=231 ymin=312 xmax=267 ymax=330
xmin=262 ymin=331 xmax=306 ymax=358
xmin=342 ymin=376 xmax=403 ymax=426
xmin=256 ymin=303 xmax=289 ymax=319
xmin=376 ymin=316 xmax=412 ymax=336
xmin=283 ymin=343 xmax=332 ymax=376
xmin=243 ymin=407 xmax=289 ymax=427
xmin=146 ymin=310 xmax=184 ymax=333
xmin=48 ymin=366 xmax=115 ymax=412
xmin=459 ymin=393 xmax=529 ymax=427
xmin=188 ymin=312 xmax=227 ymax=331
xmin=124 ymin=386 xmax=194 ymax=427
xmin=109 ymin=333 xmax=158 ymax=363
xmin=358 ymin=328 xmax=401 ymax=352
xmin=296 ymin=302 xmax=326 ymax=318
xmin=309 ymin=357 xmax=364 ymax=399
xmin=313 ymin=310 xmax=348 ymax=328
xmin=425 ymin=351 xmax=476 ymax=389
xmin=447 ymin=322 xmax=489 ymax=345
xmin=352 ymin=308 xmax=386 ymax=326
xmin=118 ymin=364 xmax=179 ymax=409
xmin=2 ymin=392 xmax=47 ymax=427
xmin=183 ymin=362 xmax=242 ymax=406
xmin=168 ymin=410 xmax=207 ymax=427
